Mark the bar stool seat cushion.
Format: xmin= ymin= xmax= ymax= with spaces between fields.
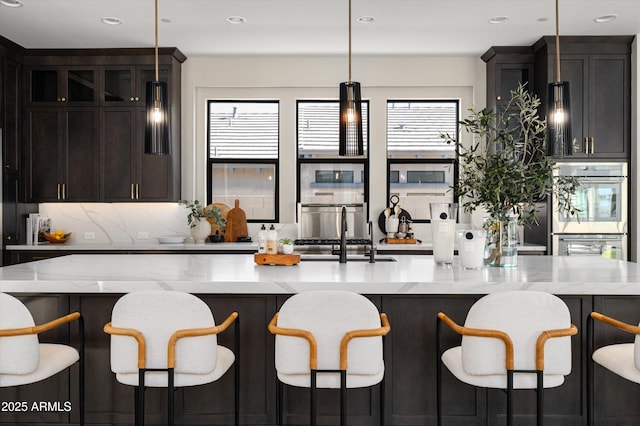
xmin=277 ymin=368 xmax=384 ymax=389
xmin=593 ymin=343 xmax=640 ymax=384
xmin=115 ymin=345 xmax=234 ymax=387
xmin=442 ymin=346 xmax=565 ymax=389
xmin=0 ymin=344 xmax=79 ymax=387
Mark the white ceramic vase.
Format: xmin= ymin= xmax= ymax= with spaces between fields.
xmin=190 ymin=219 xmax=211 ymax=243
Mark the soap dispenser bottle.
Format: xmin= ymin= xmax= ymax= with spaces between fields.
xmin=266 ymin=224 xmax=278 ymax=254
xmin=258 ymin=224 xmax=267 ymax=254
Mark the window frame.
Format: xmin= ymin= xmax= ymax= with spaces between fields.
xmin=386 ymin=99 xmax=460 ymax=223
xmin=206 ymin=99 xmax=280 ymax=223
xmin=296 ymin=99 xmax=370 ymax=211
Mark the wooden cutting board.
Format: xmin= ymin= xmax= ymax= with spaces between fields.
xmin=224 ymin=199 xmax=249 ymax=242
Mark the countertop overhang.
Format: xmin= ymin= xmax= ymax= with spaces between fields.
xmin=0 ymin=254 xmax=637 ymax=295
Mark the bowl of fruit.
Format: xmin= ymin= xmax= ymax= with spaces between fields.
xmin=42 ymin=230 xmax=72 ymax=243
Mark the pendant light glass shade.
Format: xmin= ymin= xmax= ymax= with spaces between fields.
xmin=144 ymin=0 xmax=170 ymax=155
xmin=338 ymin=0 xmax=364 ymax=157
xmin=547 ymin=81 xmax=572 ymax=157
xmin=547 ymin=0 xmax=571 ymax=158
xmin=339 ymin=81 xmax=364 ymax=156
xmin=145 ymin=80 xmax=170 ymax=155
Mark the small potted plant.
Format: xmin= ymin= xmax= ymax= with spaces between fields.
xmin=279 ymin=238 xmax=294 ymax=254
xmin=178 ymin=200 xmax=226 ymax=243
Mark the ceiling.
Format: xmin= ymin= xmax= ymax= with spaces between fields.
xmin=1 ymin=0 xmax=639 ymax=57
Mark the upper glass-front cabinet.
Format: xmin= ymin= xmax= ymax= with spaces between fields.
xmin=28 ymin=66 xmax=98 ymax=105
xmin=102 ymin=66 xmax=169 ymax=106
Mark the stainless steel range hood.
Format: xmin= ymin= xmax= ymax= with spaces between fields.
xmin=297 ymin=203 xmax=366 ymax=239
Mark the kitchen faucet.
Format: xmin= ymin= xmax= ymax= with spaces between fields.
xmin=368 ymin=220 xmax=375 ymax=263
xmin=339 ymin=205 xmax=347 ymax=263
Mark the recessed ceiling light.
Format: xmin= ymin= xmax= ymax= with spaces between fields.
xmin=489 ymin=16 xmax=509 ymax=24
xmin=226 ymin=16 xmax=246 ymax=24
xmin=594 ymin=14 xmax=617 ymax=23
xmin=357 ymin=16 xmax=375 ymax=24
xmin=101 ymin=17 xmax=123 ymax=25
xmin=0 ymin=0 xmax=23 ymax=8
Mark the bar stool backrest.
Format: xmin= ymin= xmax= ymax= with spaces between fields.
xmin=109 ymin=290 xmax=217 ymax=374
xmin=275 ymin=290 xmax=383 ymax=376
xmin=0 ymin=293 xmax=40 ymax=374
xmin=635 ymin=326 xmax=640 ymax=370
xmin=462 ymin=290 xmax=572 ymax=375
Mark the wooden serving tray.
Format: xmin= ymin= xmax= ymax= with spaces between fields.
xmin=384 ymin=238 xmax=418 ymax=244
xmin=254 ymin=253 xmax=301 ymax=266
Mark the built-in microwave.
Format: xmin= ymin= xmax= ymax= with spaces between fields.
xmin=552 ymin=162 xmax=627 ymax=234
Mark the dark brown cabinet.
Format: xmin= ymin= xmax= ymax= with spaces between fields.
xmin=1 ymin=37 xmax=26 ymax=260
xmin=102 ymin=107 xmax=174 ymax=201
xmin=534 ymin=36 xmax=632 ymax=160
xmin=482 ymin=46 xmax=535 ymax=115
xmin=25 ymin=65 xmax=99 ymax=106
xmin=25 ymin=107 xmax=100 ymax=202
xmin=101 ymin=61 xmax=178 ymax=201
xmin=21 ymin=48 xmax=184 ymax=202
xmin=102 ymin=65 xmax=169 ymax=106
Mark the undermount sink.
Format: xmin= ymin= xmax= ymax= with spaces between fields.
xmin=300 ymin=255 xmax=397 ymax=262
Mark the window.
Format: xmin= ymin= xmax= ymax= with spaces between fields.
xmin=387 ymin=100 xmax=459 ymax=221
xmin=297 ymin=101 xmax=369 ymax=206
xmin=207 ymin=101 xmax=278 ymax=221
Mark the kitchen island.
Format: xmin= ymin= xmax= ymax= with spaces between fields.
xmin=1 ymin=254 xmax=639 ymax=426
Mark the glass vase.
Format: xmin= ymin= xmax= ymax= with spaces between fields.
xmin=484 ymin=215 xmax=518 ymax=267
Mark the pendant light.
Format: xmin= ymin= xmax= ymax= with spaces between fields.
xmin=338 ymin=0 xmax=364 ymax=156
xmin=145 ymin=0 xmax=170 ymax=155
xmin=547 ymin=0 xmax=571 ymax=157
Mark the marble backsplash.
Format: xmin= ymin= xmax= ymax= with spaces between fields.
xmin=35 ymin=203 xmax=509 ymax=246
xmin=38 ymin=203 xmax=298 ymax=245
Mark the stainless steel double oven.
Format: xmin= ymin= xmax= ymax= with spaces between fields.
xmin=552 ymin=162 xmax=628 ymax=260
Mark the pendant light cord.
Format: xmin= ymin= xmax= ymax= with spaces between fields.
xmin=348 ymin=0 xmax=352 ymax=82
xmin=555 ymin=0 xmax=561 ymax=81
xmin=154 ymin=0 xmax=159 ymax=81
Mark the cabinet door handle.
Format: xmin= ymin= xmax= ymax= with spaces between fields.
xmin=131 ymin=184 xmax=135 ymax=200
xmin=130 ymin=97 xmax=135 ymax=102
xmin=61 ymin=97 xmax=66 ymax=102
xmin=590 ymin=137 xmax=595 ymax=154
xmin=583 ymin=137 xmax=588 ymax=154
xmin=135 ymin=96 xmax=140 ymax=102
xmin=62 ymin=183 xmax=66 ymax=200
xmin=136 ymin=183 xmax=139 ymax=200
xmin=57 ymin=183 xmax=61 ymax=200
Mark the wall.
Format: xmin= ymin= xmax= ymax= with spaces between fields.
xmin=41 ymin=55 xmax=486 ymax=244
xmin=181 ymin=55 xmax=486 ymax=242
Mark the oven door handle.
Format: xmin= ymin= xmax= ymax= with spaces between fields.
xmin=559 ymin=237 xmax=623 ymax=242
xmin=572 ymin=179 xmax=625 ymax=184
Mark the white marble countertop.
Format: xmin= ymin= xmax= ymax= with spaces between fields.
xmin=1 ymin=254 xmax=638 ymax=295
xmin=7 ymin=241 xmax=546 ymax=252
xmin=6 ymin=242 xmax=259 ymax=251
xmin=377 ymin=241 xmax=547 ymax=252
